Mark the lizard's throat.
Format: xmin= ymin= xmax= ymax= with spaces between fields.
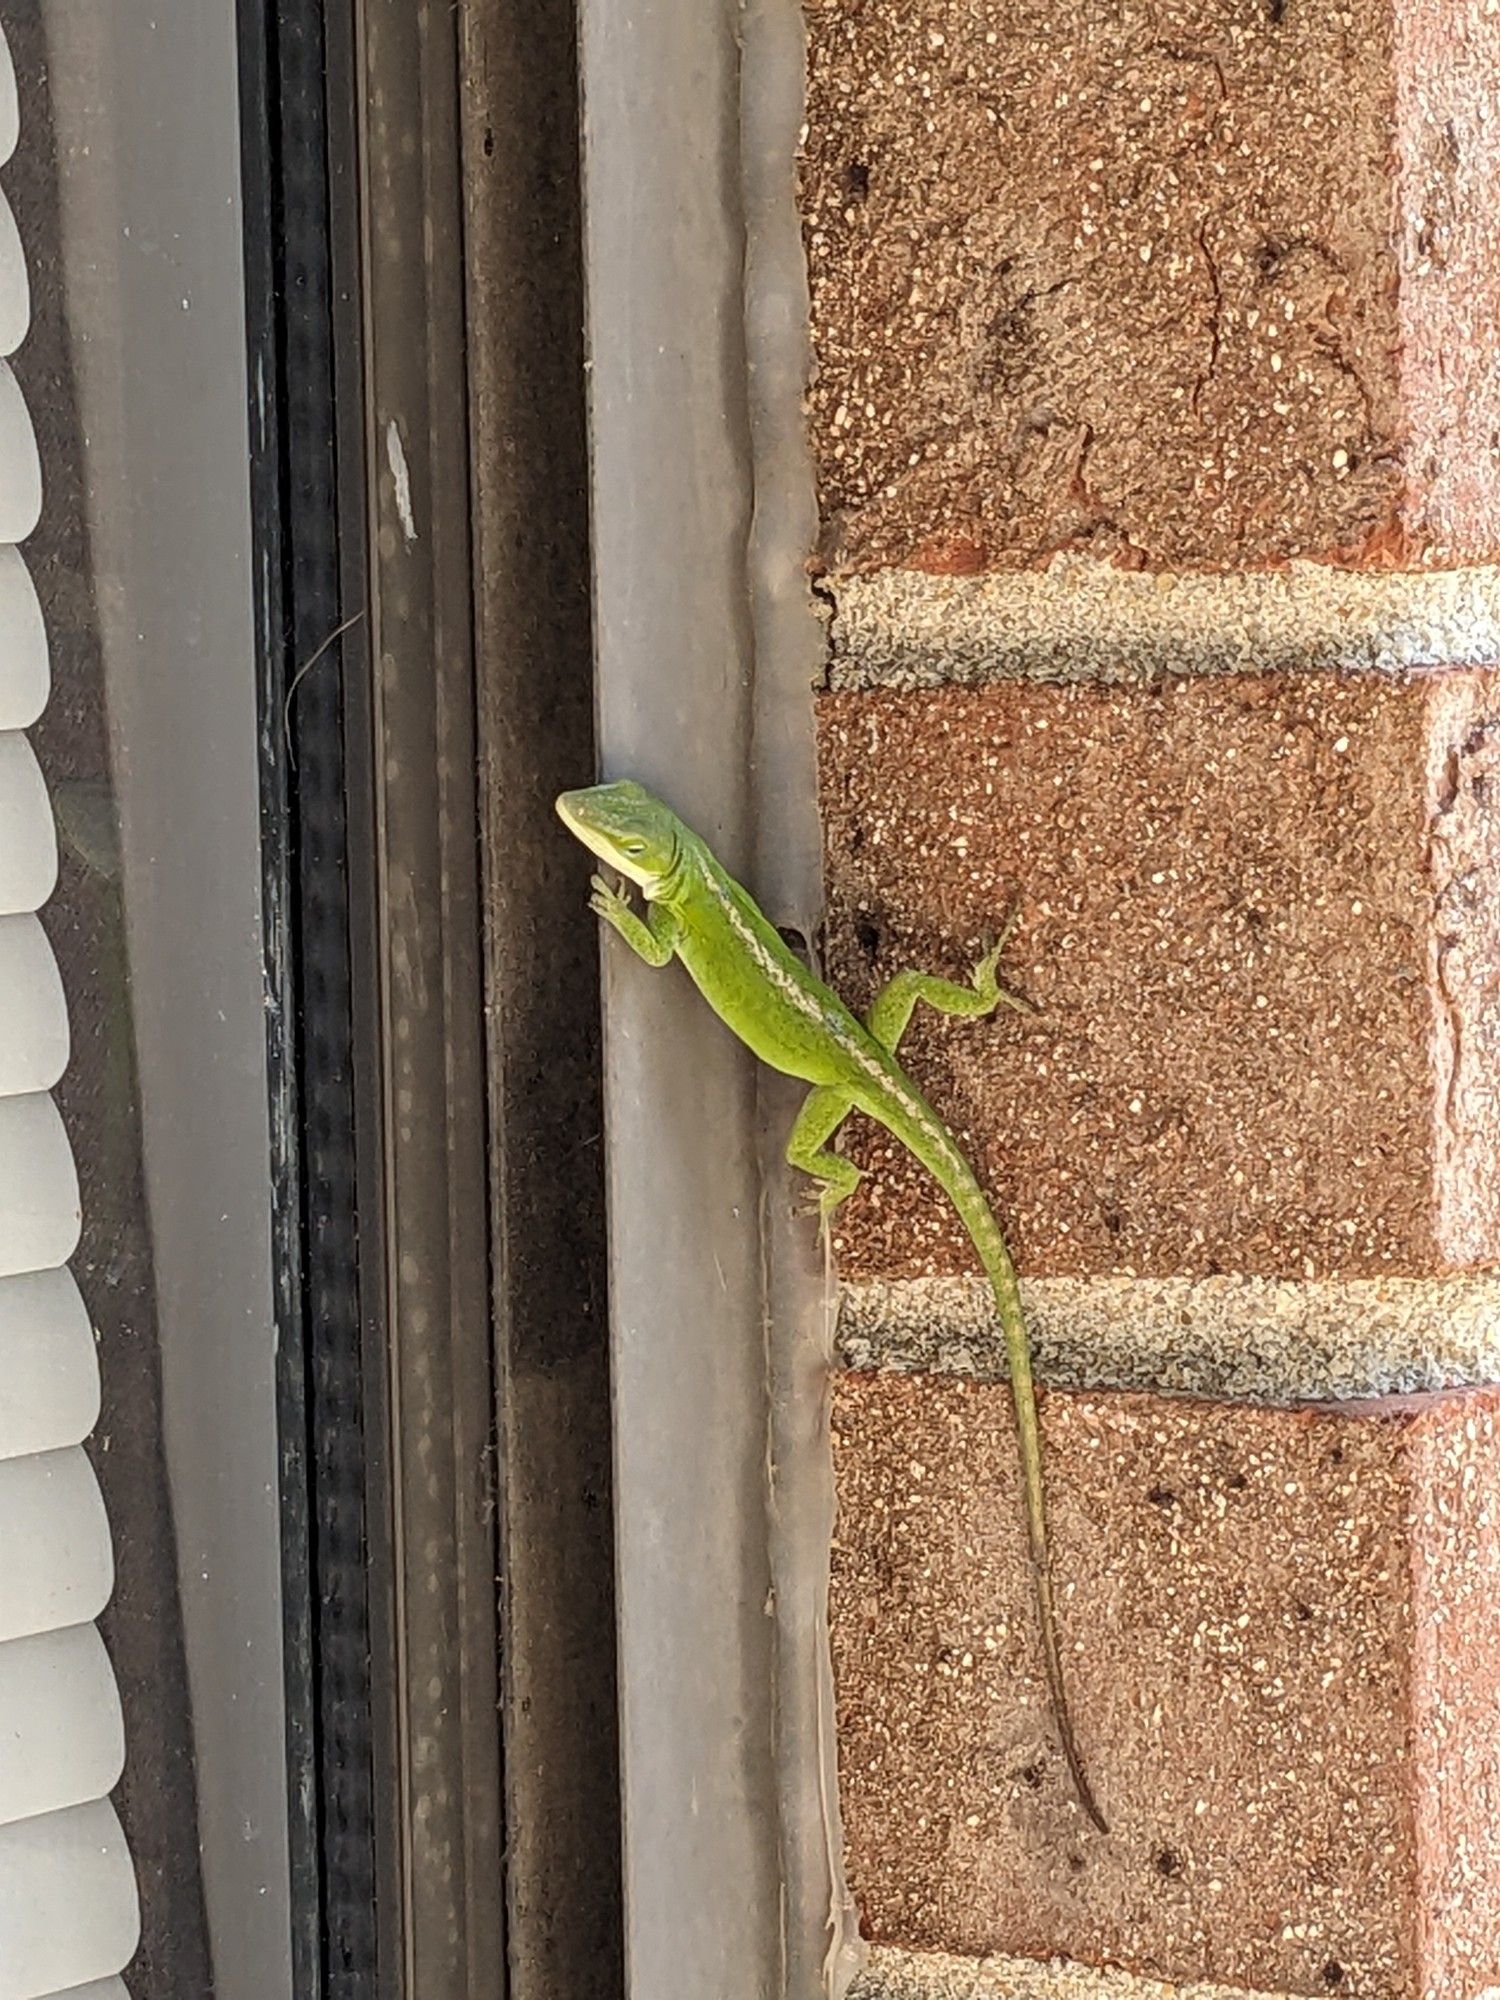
xmin=645 ymin=839 xmax=686 ymax=904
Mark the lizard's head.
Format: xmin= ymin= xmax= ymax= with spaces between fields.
xmin=556 ymin=779 xmax=682 ymax=891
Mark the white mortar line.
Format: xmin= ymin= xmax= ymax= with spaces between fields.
xmin=824 ymin=557 xmax=1500 ymax=691
xmin=838 ymin=1272 xmax=1500 ymax=1404
xmin=848 ymin=1945 xmax=1293 ymax=2000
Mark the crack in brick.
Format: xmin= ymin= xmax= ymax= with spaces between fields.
xmin=1147 ymin=41 xmax=1229 ymax=106
xmin=1427 ymin=715 xmax=1500 ymax=1222
xmin=802 ymin=0 xmax=1500 ymax=572
xmin=1192 ymin=223 xmax=1225 ymax=428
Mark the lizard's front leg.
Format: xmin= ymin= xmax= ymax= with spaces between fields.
xmin=865 ymin=912 xmax=1032 ymax=1053
xmin=786 ymin=1085 xmax=859 ymax=1234
xmin=589 ymin=874 xmax=683 ymax=967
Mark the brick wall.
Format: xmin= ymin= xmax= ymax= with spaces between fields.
xmin=800 ymin=7 xmax=1500 ymax=1999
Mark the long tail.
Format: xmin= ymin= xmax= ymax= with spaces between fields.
xmin=924 ymin=1134 xmax=1108 ymax=1832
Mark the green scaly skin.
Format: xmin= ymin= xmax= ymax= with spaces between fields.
xmin=557 ymin=778 xmax=1107 ymax=1834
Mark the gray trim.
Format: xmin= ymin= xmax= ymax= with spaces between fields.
xmin=579 ymin=4 xmax=781 ymax=1995
xmin=741 ymin=0 xmax=863 ymax=1991
xmin=580 ymin=2 xmax=864 ymax=1990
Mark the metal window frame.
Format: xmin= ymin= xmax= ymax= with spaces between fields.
xmin=577 ymin=3 xmax=848 ymax=1996
xmin=242 ymin=0 xmax=502 ymax=1987
xmin=243 ymin=1 xmax=621 ymax=1994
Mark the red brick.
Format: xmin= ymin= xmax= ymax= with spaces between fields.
xmin=817 ymin=672 xmax=1500 ymax=1279
xmin=831 ymin=1371 xmax=1500 ymax=2000
xmin=800 ymin=0 xmax=1500 ymax=574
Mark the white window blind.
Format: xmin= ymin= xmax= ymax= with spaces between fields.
xmin=0 ymin=21 xmax=140 ymax=1999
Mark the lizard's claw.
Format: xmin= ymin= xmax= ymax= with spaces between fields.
xmin=973 ymin=935 xmax=1005 ymax=992
xmin=794 ymin=1196 xmax=838 ymax=1251
xmin=993 ymin=902 xmax=1023 ymax=955
xmin=793 ymin=1170 xmax=862 ymax=1239
xmin=975 ymin=907 xmax=1036 ymax=1016
xmin=589 ymin=871 xmax=632 ymax=919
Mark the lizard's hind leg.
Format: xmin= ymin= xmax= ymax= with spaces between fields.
xmin=787 ymin=1085 xmax=859 ymax=1234
xmin=865 ymin=918 xmax=1033 ymax=1054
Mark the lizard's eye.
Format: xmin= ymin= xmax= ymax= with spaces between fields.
xmin=622 ymin=839 xmax=646 ymax=857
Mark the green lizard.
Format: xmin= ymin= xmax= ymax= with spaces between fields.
xmin=557 ymin=777 xmax=1107 ymax=1833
